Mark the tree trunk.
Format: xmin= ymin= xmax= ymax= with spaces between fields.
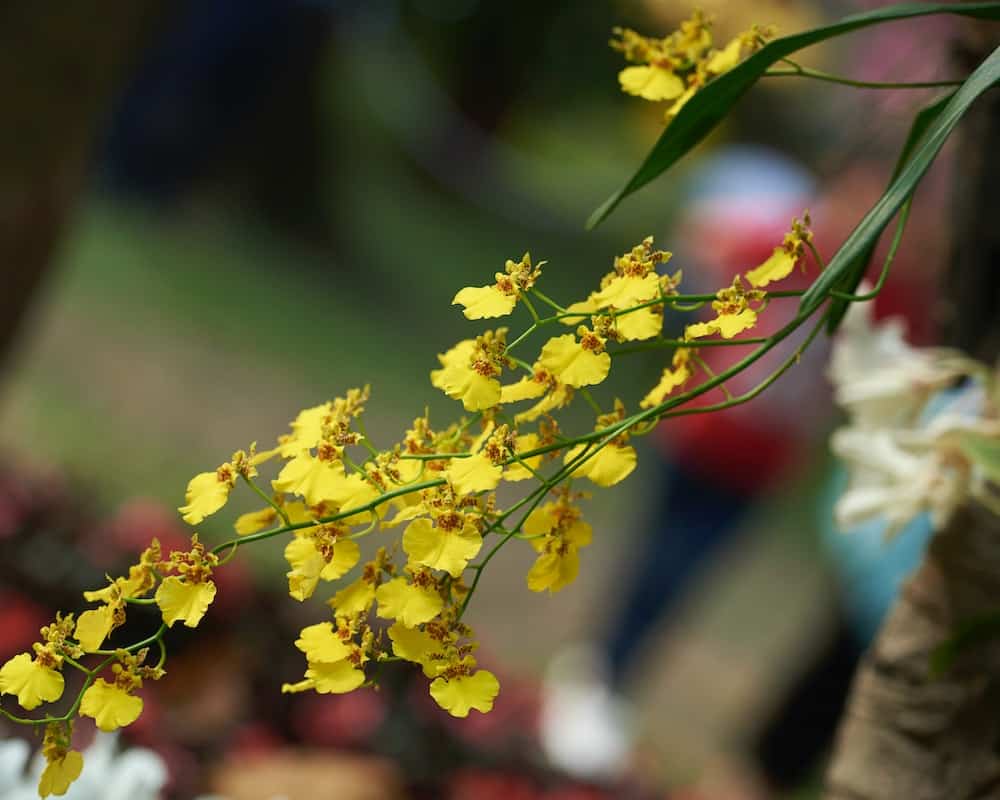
xmin=824 ymin=22 xmax=1000 ymax=800
xmin=825 ymin=504 xmax=1000 ymax=798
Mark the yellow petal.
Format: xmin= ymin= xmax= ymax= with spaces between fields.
xmin=522 ymin=504 xmax=556 ymax=537
xmin=745 ymin=247 xmax=797 ymax=288
xmin=618 ymin=65 xmax=684 ymax=100
xmin=665 ymin=86 xmax=696 ymax=119
xmin=38 ymin=750 xmax=84 ymax=798
xmin=558 ymin=298 xmax=599 ymax=326
xmin=383 ymin=503 xmax=428 ymax=529
xmin=640 ymin=361 xmax=693 ymax=408
xmin=446 ymin=452 xmax=502 ymax=495
xmin=592 ymin=273 xmax=659 ymax=308
xmin=500 ymin=375 xmax=548 ymax=403
xmin=305 ymin=659 xmax=366 ymax=694
xmin=388 ymin=622 xmax=444 ymax=677
xmin=294 ymin=622 xmax=352 ymax=663
xmin=375 ymin=577 xmax=443 ymax=627
xmin=430 ymin=340 xmax=477 ymax=392
xmin=539 ymin=334 xmax=610 ymax=388
xmin=503 ymin=433 xmax=542 ymax=482
xmin=468 ymin=420 xmax=496 ymax=455
xmin=272 ymin=452 xmax=347 ymax=506
xmin=452 ymin=285 xmax=518 ymax=319
xmin=527 ymin=548 xmax=580 ymax=593
xmin=178 ymin=471 xmax=232 ymax=525
xmin=284 ymin=501 xmax=315 ymax=524
xmin=279 ymin=403 xmax=331 ymax=455
xmin=155 ymin=576 xmax=216 ymax=628
xmin=329 ymin=577 xmax=376 ymax=617
xmin=403 ymin=518 xmax=482 ymax=577
xmin=616 ymin=306 xmax=663 ymax=341
xmin=685 ymin=308 xmax=757 ymax=340
xmin=251 ymin=445 xmax=281 ymax=465
xmin=514 ymin=384 xmax=573 ymax=423
xmin=234 ymin=507 xmax=278 ymax=535
xmin=82 ymin=583 xmax=117 ymax=604
xmin=429 ymin=669 xmax=500 ymax=717
xmin=567 ymin=519 xmax=593 ymax=547
xmin=80 ymin=678 xmax=142 ymax=732
xmin=321 ymin=539 xmax=361 ymax=581
xmin=0 ymin=653 xmax=63 ymax=711
xmin=716 ymin=308 xmax=758 ymax=338
xmin=706 ymin=36 xmax=743 ymax=74
xmin=284 ymin=537 xmax=325 ymax=601
xmin=74 ymin=605 xmax=116 ymax=653
xmin=564 ymin=443 xmax=637 ymax=487
xmin=435 ymin=365 xmax=501 ymax=412
xmin=326 ymin=472 xmax=380 ymax=517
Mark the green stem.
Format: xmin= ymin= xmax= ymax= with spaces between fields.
xmin=765 ymin=60 xmax=965 ymax=90
xmin=530 ymin=288 xmax=566 ymax=313
xmin=579 ymin=388 xmax=603 ymax=415
xmin=520 ymin=291 xmax=541 ymax=323
xmin=62 ymin=656 xmax=92 ymax=676
xmin=610 ymin=335 xmax=770 ymax=357
xmin=242 ymin=474 xmax=290 ymax=526
xmin=154 ymin=637 xmax=167 ymax=670
xmin=505 ymin=322 xmax=538 ymax=354
xmin=829 ymin=196 xmax=912 ymax=302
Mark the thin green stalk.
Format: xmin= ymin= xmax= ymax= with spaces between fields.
xmin=579 ymin=388 xmax=603 ymax=415
xmin=829 ymin=197 xmax=911 ymax=302
xmin=530 ymin=288 xmax=566 ymax=313
xmin=505 ymin=322 xmax=538 ymax=354
xmin=242 ymin=474 xmax=290 ymax=526
xmin=520 ymin=291 xmax=541 ymax=323
xmin=766 ymin=60 xmax=965 ymax=90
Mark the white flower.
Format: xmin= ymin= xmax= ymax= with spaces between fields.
xmin=829 ymin=299 xmax=999 ymax=537
xmin=828 ymin=297 xmax=965 ymax=429
xmin=0 ymin=733 xmax=167 ymax=800
xmin=832 ymin=428 xmax=965 ymax=537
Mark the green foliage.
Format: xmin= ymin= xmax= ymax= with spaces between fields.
xmin=799 ymin=44 xmax=1000 ymax=319
xmin=823 ymin=91 xmax=954 ymax=331
xmin=959 ymin=432 xmax=1000 ymax=485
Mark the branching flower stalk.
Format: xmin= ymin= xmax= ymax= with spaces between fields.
xmin=0 ymin=220 xmax=840 ymax=796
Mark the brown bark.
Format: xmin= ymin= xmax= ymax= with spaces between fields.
xmin=0 ymin=1 xmax=168 ymax=364
xmin=824 ymin=21 xmax=1000 ymax=800
xmin=825 ymin=504 xmax=1000 ymax=799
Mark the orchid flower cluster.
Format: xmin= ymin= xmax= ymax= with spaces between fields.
xmin=0 ymin=218 xmax=824 ymax=797
xmin=612 ymin=9 xmax=773 ymax=120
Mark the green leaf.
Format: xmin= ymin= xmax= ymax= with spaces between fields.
xmin=931 ymin=609 xmax=1000 ymax=676
xmin=587 ymin=1 xmax=1000 ymax=230
xmin=800 ymin=44 xmax=1000 ymax=315
xmin=824 ymin=91 xmax=955 ymax=333
xmin=959 ymin=432 xmax=1000 ymax=485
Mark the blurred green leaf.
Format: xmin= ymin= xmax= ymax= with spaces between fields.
xmin=931 ymin=609 xmax=1000 ymax=675
xmin=587 ymin=1 xmax=1000 ymax=230
xmin=959 ymin=432 xmax=1000 ymax=484
xmin=800 ymin=44 xmax=1000 ymax=315
xmin=824 ymin=91 xmax=955 ymax=332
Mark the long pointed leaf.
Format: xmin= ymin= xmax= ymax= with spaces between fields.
xmin=800 ymin=45 xmax=1000 ymax=315
xmin=824 ymin=90 xmax=955 ymax=332
xmin=587 ymin=1 xmax=1000 ymax=230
